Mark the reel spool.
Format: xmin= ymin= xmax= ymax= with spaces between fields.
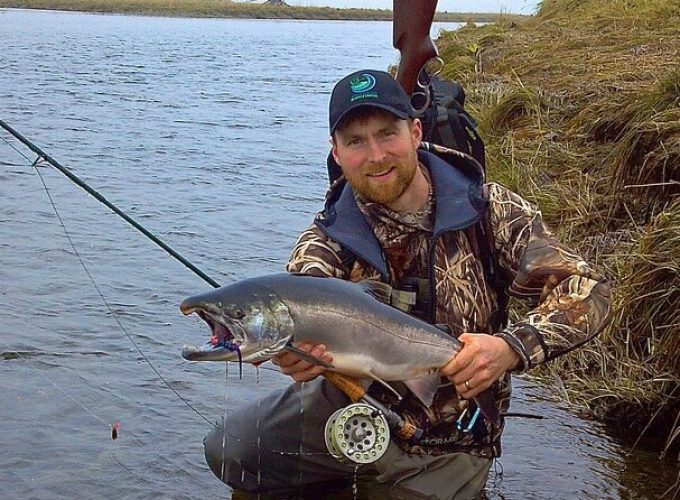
xmin=324 ymin=403 xmax=390 ymax=464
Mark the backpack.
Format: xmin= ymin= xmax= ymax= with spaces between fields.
xmin=417 ymin=71 xmax=509 ymax=330
xmin=417 ymin=73 xmax=485 ymax=170
xmin=325 ymin=71 xmax=509 ymax=331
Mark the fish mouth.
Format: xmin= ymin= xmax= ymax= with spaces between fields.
xmin=181 ymin=307 xmax=245 ymax=361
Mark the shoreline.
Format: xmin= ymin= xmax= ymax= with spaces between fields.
xmin=0 ymin=1 xmax=519 ymax=22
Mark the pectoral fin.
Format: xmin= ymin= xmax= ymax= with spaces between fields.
xmin=358 ymin=279 xmax=393 ymax=304
xmin=403 ymin=371 xmax=442 ymax=407
xmin=366 ymin=373 xmax=403 ymax=401
xmin=283 ymin=344 xmax=334 ymax=369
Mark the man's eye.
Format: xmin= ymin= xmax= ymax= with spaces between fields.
xmin=347 ymin=138 xmax=363 ymax=146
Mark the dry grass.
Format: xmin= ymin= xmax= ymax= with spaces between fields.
xmin=434 ymin=0 xmax=680 ymax=460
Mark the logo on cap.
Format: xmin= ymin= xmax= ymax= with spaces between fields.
xmin=349 ymin=74 xmax=376 ymax=94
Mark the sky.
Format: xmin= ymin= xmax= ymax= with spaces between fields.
xmin=280 ymin=1 xmax=541 ymax=15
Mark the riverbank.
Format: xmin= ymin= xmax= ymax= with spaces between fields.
xmin=434 ymin=0 xmax=679 ymax=467
xmin=0 ymin=0 xmax=512 ymax=22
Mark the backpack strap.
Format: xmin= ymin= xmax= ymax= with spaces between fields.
xmin=434 ymin=101 xmax=464 ymax=154
xmin=458 ymin=112 xmax=486 ymax=170
xmin=463 ymin=189 xmax=510 ymax=333
xmin=420 ymin=73 xmax=486 ymax=169
xmin=476 ymin=210 xmax=510 ymax=333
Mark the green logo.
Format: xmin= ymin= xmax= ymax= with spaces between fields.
xmin=349 ymin=74 xmax=377 ymax=94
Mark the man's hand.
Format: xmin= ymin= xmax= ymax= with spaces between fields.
xmin=441 ymin=334 xmax=520 ymax=399
xmin=271 ymin=342 xmax=333 ymax=383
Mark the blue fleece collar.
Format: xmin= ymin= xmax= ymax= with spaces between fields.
xmin=315 ymin=149 xmax=487 ymax=280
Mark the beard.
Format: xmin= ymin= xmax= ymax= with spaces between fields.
xmin=346 ymin=150 xmax=419 ymax=206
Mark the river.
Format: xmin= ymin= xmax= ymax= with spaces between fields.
xmin=0 ymin=8 xmax=677 ymax=499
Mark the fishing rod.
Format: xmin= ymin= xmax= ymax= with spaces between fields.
xmin=0 ymin=119 xmax=221 ymax=289
xmin=2 ymin=120 xmax=440 ymax=449
xmin=1 ymin=119 xmax=397 ymax=432
xmin=1 ymin=120 xmax=221 ymax=427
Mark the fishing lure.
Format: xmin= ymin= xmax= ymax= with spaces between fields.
xmin=209 ymin=333 xmax=244 ymax=378
xmin=111 ymin=421 xmax=121 ymax=440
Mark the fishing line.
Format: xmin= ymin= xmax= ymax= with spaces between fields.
xmin=1 ymin=122 xmax=223 ymax=426
xmin=0 ymin=339 xmax=110 ymax=429
xmin=0 ymin=338 xmax=145 ymax=476
xmin=1 ymin=123 xmax=292 ymax=433
xmin=221 ymin=362 xmax=229 ymax=483
xmin=27 ymin=159 xmax=215 ymax=427
xmin=0 ymin=120 xmax=220 ymax=289
xmin=0 ymin=129 xmax=36 ymax=165
xmin=3 ymin=348 xmax=132 ymax=473
xmin=2 ymin=122 xmax=332 ymax=461
xmin=1 ymin=338 xmax=142 ymax=473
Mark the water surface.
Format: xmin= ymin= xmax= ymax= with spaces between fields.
xmin=0 ymin=9 xmax=676 ymax=499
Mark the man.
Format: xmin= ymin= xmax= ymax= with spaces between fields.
xmin=204 ymin=69 xmax=611 ymax=499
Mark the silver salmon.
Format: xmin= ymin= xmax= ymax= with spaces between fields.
xmin=180 ymin=273 xmax=499 ymax=425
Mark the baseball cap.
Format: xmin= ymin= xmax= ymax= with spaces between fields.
xmin=329 ymin=69 xmax=414 ymax=134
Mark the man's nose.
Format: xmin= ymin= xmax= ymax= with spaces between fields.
xmin=367 ymin=138 xmax=386 ymax=163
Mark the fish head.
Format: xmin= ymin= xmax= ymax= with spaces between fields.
xmin=180 ymin=278 xmax=294 ymax=363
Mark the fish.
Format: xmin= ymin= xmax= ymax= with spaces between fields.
xmin=180 ymin=273 xmax=500 ymax=426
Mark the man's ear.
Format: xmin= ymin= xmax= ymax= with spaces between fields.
xmin=330 ymin=135 xmax=342 ymax=166
xmin=410 ymin=118 xmax=423 ymax=145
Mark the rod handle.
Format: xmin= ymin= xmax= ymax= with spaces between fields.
xmin=323 ymin=372 xmax=366 ymax=402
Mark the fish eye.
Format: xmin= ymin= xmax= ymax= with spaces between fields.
xmin=232 ymin=308 xmax=245 ymax=319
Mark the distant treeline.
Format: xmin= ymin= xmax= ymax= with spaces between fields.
xmin=0 ymin=0 xmax=517 ymax=22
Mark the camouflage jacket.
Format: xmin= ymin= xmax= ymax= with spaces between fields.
xmin=286 ymin=144 xmax=611 ymax=458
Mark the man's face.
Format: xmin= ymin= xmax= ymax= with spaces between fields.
xmin=331 ymin=110 xmax=422 ymax=208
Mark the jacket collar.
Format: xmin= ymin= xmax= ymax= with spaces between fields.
xmin=315 ymin=148 xmax=487 ymax=280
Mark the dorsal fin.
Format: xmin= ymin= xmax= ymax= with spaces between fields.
xmin=358 ymin=279 xmax=393 ymax=304
xmin=434 ymin=323 xmax=452 ymax=334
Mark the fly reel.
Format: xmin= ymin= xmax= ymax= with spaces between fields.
xmin=324 ymin=402 xmax=390 ymax=464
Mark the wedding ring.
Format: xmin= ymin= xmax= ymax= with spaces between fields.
xmin=464 ymin=380 xmax=471 ymax=390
